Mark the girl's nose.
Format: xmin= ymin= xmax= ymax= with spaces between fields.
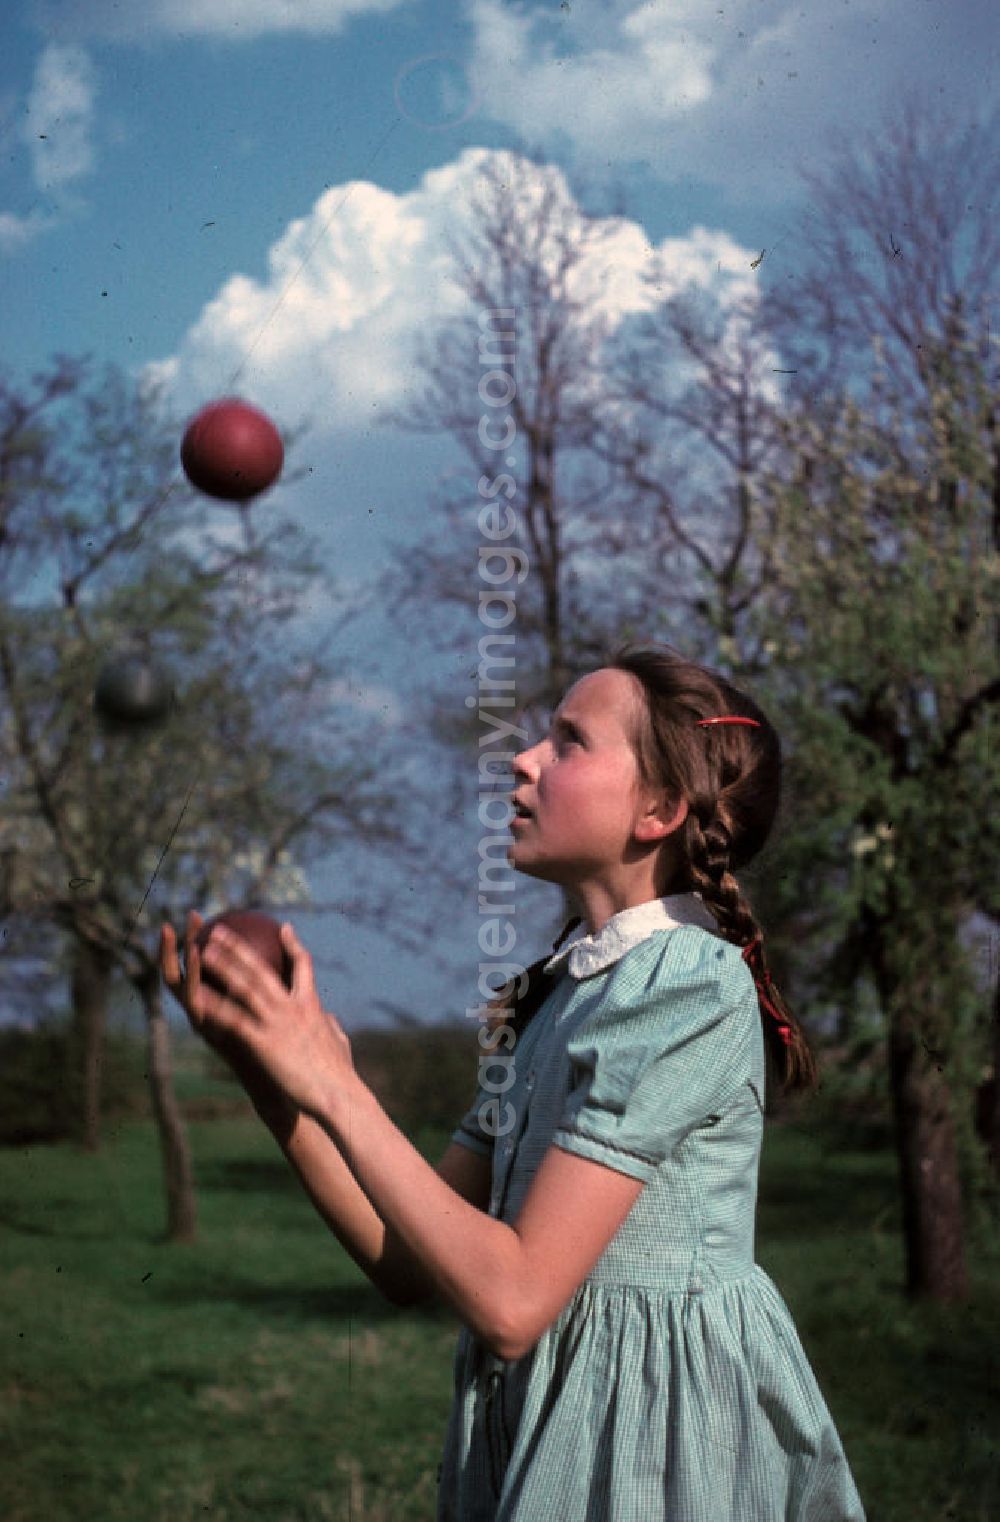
xmin=512 ymin=744 xmax=538 ymax=779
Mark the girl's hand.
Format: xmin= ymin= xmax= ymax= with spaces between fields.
xmin=159 ymin=913 xmax=289 ymax=1138
xmin=161 ymin=911 xmax=354 ymax=1125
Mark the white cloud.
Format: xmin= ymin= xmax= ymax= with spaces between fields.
xmin=24 ymin=44 xmax=96 ymax=191
xmin=160 ymin=0 xmax=402 ymax=35
xmin=0 ymin=208 xmax=58 ymax=253
xmin=466 ymin=0 xmax=713 ymax=151
xmin=0 ymin=44 xmax=95 ymax=254
xmin=40 ymin=0 xmax=409 ymax=43
xmin=464 ymin=0 xmax=995 ymax=203
xmin=150 ymin=149 xmax=761 ymax=431
xmin=149 ymin=173 xmax=445 ymax=425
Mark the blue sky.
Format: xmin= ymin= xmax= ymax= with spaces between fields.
xmin=1 ymin=0 xmax=995 ymax=1030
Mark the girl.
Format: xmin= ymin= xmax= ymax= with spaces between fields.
xmin=161 ymin=643 xmax=867 ymax=1521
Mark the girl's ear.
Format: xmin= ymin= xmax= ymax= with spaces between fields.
xmin=634 ymin=794 xmax=688 ymax=843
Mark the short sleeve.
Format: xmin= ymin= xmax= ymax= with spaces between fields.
xmin=551 ymin=928 xmax=756 ymax=1182
xmin=451 ymin=1079 xmax=503 ymax=1157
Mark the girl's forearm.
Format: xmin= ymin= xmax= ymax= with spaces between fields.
xmin=317 ymin=1074 xmax=523 ymax=1356
xmin=271 ymin=1110 xmax=441 ymax=1308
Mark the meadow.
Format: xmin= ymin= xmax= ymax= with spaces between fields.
xmin=1 ymin=1037 xmax=997 ymax=1522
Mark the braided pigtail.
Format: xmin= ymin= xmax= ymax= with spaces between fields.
xmin=686 ymin=818 xmax=817 ymax=1091
xmin=611 ymin=642 xmax=818 ymax=1096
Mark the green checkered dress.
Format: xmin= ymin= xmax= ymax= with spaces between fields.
xmin=437 ymin=900 xmax=866 ymax=1521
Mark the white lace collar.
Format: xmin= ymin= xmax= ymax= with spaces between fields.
xmin=542 ymin=893 xmax=719 ymax=981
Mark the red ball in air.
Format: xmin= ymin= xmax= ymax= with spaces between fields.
xmin=180 ymin=398 xmax=284 ymax=501
xmin=192 ymin=910 xmax=293 ymax=993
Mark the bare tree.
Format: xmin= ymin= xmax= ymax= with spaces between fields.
xmin=595 ymin=274 xmax=790 ymax=670
xmin=381 ymin=152 xmax=636 ymax=718
xmin=381 ymin=150 xmax=808 ymax=1001
xmin=762 ymin=100 xmax=999 ymax=414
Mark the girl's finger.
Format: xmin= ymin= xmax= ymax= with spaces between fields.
xmin=200 ymin=927 xmax=285 ymax=1018
xmin=181 ymin=941 xmax=247 ymax=1044
xmin=182 ymin=911 xmax=206 ymax=996
xmin=162 ymin=922 xmax=199 ymax=1015
xmin=190 ymin=979 xmax=246 ymax=1045
xmin=182 ymin=916 xmax=221 ymax=1033
xmin=281 ymin=923 xmax=317 ymax=999
xmin=160 ymin=924 xmax=180 ymax=990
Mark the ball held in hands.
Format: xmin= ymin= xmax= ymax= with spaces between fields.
xmin=191 ymin=909 xmax=293 ymax=994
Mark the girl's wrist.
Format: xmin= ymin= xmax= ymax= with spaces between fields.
xmin=314 ymin=1067 xmax=376 ymax=1147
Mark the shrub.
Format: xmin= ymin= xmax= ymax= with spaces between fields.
xmin=351 ymin=1023 xmax=481 ymax=1132
xmin=0 ymin=1022 xmax=148 ymax=1145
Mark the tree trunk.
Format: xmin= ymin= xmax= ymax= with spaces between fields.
xmin=136 ymin=967 xmax=197 ymax=1244
xmin=70 ymin=937 xmax=112 ymax=1152
xmin=876 ymin=962 xmax=969 ymax=1301
xmin=979 ymin=961 xmax=1000 ymax=1176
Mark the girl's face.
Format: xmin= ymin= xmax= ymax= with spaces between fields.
xmin=509 ymin=668 xmax=681 ymax=914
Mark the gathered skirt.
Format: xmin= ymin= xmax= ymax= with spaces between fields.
xmin=436 ymin=1268 xmax=866 ymax=1522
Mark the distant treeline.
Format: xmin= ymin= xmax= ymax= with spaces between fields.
xmin=0 ymin=1020 xmax=482 ymax=1146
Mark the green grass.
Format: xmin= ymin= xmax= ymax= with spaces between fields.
xmin=755 ymin=1122 xmax=1000 ymax=1522
xmin=1 ymin=1107 xmax=997 ymax=1521
xmin=0 ymin=1115 xmax=453 ymax=1522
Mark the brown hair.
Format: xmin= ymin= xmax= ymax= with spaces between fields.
xmin=487 ymin=642 xmax=817 ymax=1094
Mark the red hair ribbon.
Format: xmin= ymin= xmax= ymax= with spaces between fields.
xmin=742 ymin=935 xmax=793 ymax=1045
xmin=697 ymin=716 xmax=761 ymax=728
